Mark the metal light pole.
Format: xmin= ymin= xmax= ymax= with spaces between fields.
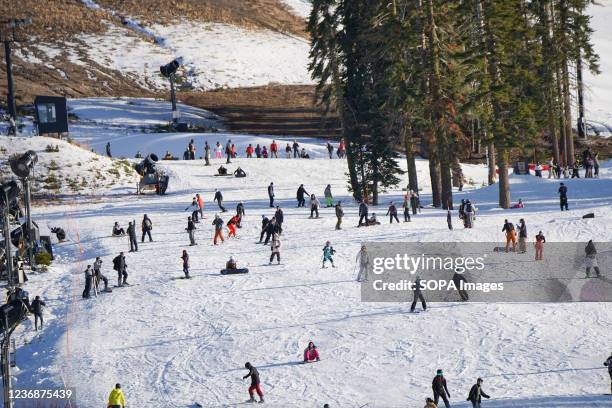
xmin=9 ymin=151 xmax=37 ymax=271
xmin=1 ymin=188 xmax=14 ymax=287
xmin=1 ymin=304 xmax=14 ymax=408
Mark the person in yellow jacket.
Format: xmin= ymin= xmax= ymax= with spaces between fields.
xmin=107 ymin=383 xmax=126 ymax=408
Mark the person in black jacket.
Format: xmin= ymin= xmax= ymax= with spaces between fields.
xmin=268 ymin=182 xmax=275 ymax=208
xmin=263 ymin=217 xmax=277 ymax=245
xmin=141 ymin=214 xmax=153 ymax=243
xmin=112 ymin=252 xmax=128 ymax=286
xmin=558 ymin=182 xmax=568 ymax=211
xmin=358 ymin=201 xmax=368 ymax=226
xmin=467 ymin=378 xmax=490 ymax=408
xmin=259 ymin=215 xmax=270 ymax=243
xmin=335 ymin=201 xmax=344 ymax=230
xmin=243 ymin=362 xmax=264 ymax=403
xmin=410 ymin=276 xmax=426 ymax=312
xmin=453 ymin=272 xmax=469 ymax=301
xmin=296 ymin=184 xmax=308 ymax=207
xmin=127 ymin=222 xmax=138 ymax=252
xmin=517 ymin=219 xmax=527 ymax=253
xmin=604 ymin=353 xmax=612 ymax=394
xmin=432 ymin=369 xmax=451 ymax=408
xmin=83 ymin=265 xmax=94 ymax=298
xmin=274 ymin=206 xmax=284 ymax=234
xmin=386 ymin=202 xmax=400 ymax=223
xmin=30 ymin=295 xmax=46 ymax=331
xmin=214 ymin=189 xmax=227 ymax=212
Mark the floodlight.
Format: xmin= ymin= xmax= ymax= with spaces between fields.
xmin=10 ymin=150 xmax=38 ymax=178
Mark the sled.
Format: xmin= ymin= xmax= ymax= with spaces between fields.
xmin=220 ymin=268 xmax=249 ymax=275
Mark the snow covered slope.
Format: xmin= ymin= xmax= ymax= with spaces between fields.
xmin=9 ymin=131 xmax=612 ymax=407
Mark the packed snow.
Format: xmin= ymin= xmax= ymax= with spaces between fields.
xmin=4 ymin=100 xmax=611 ymax=407
xmin=281 ymin=0 xmax=313 ymax=19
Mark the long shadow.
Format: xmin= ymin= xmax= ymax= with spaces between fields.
xmin=485 ymin=366 xmax=601 ymax=377
xmin=452 ymin=394 xmax=612 ymax=408
xmin=221 ymin=279 xmax=354 ymax=294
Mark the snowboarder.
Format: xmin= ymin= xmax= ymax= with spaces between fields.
xmin=112 ymin=222 xmax=125 ymax=236
xmin=30 ymin=295 xmax=46 ymax=331
xmin=107 ymin=383 xmax=126 ymax=408
xmin=517 ymin=219 xmax=527 ymax=254
xmin=214 ymin=189 xmax=227 ymax=212
xmin=204 ymin=141 xmax=211 ymax=166
xmin=335 ymin=201 xmax=344 ymax=230
xmin=402 ymin=194 xmax=411 ymax=222
xmin=324 ymin=184 xmax=333 ymax=207
xmin=215 ymin=142 xmax=223 ymax=159
xmin=268 ymin=182 xmax=275 ymax=208
xmin=262 ymin=146 xmax=269 ymax=158
xmin=432 ymin=369 xmax=451 ymax=408
xmin=502 ymin=219 xmax=516 ymax=253
xmin=604 ymin=352 xmax=612 ymax=394
xmin=212 ymin=214 xmax=225 ymax=245
xmin=585 ymin=240 xmax=601 ymax=278
xmin=112 ymin=252 xmax=128 ymax=286
xmin=186 ymin=216 xmax=197 ymax=246
xmin=243 ymin=362 xmax=264 ymax=403
xmin=105 ymin=142 xmax=112 ymax=158
xmin=535 ymin=231 xmax=545 ymax=261
xmin=358 ymin=201 xmax=369 ymax=226
xmin=558 ymin=182 xmax=569 ymax=211
xmin=467 ymin=378 xmax=490 ymax=408
xmin=297 ymin=184 xmax=308 ymax=207
xmin=259 ymin=215 xmax=270 ymax=243
xmin=386 ymin=202 xmax=400 ymax=224
xmin=410 ymin=275 xmax=426 ymax=312
xmin=181 ymin=250 xmax=190 ymax=278
xmin=127 ymin=221 xmax=138 ymax=252
xmin=355 ymin=244 xmax=369 ymax=282
xmin=141 ymin=214 xmax=153 ymax=243
xmin=83 ymin=265 xmax=94 ymax=298
xmin=303 ymin=341 xmax=320 ymax=362
xmin=322 ymin=241 xmax=336 ymax=268
xmin=270 ymin=232 xmax=281 ymax=264
xmin=234 ymin=167 xmax=247 ymax=178
xmin=310 ymin=194 xmax=320 ymax=219
xmin=93 ymin=256 xmax=109 ymax=292
xmin=226 ymin=256 xmax=238 ymax=271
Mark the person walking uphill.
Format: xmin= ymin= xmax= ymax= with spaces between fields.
xmin=186 ymin=216 xmax=197 ymax=246
xmin=30 ymin=295 xmax=46 ymax=331
xmin=324 ymin=184 xmax=333 ymax=207
xmin=243 ymin=362 xmax=264 ymax=403
xmin=386 ymin=202 xmax=400 ymax=223
xmin=141 ymin=214 xmax=153 ymax=243
xmin=335 ymin=201 xmax=344 ymax=230
xmin=432 ymin=369 xmax=451 ymax=408
xmin=214 ymin=189 xmax=227 ymax=212
xmin=467 ymin=378 xmax=490 ymax=408
xmin=127 ymin=221 xmax=138 ymax=252
xmin=268 ymin=182 xmax=275 ymax=208
xmin=212 ymin=214 xmax=225 ymax=245
xmin=107 ymin=383 xmax=126 ymax=408
xmin=558 ymin=182 xmax=569 ymax=211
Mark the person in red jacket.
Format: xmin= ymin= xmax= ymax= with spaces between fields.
xmin=270 ymin=140 xmax=278 ymax=158
xmin=303 ymin=341 xmax=320 ymax=363
xmin=432 ymin=369 xmax=451 ymax=408
xmin=246 ymin=144 xmax=254 ymax=158
xmin=227 ymin=215 xmax=239 ymax=238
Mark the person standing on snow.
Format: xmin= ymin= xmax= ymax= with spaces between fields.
xmin=322 ymin=241 xmax=336 ymax=268
xmin=432 ymin=369 xmax=451 ymax=408
xmin=534 ymin=231 xmax=545 ymax=260
xmin=270 ymin=232 xmax=281 ymax=264
xmin=263 ymin=217 xmax=277 ymax=245
xmin=270 ymin=140 xmax=278 ymax=158
xmin=464 ymin=199 xmax=475 ymax=228
xmin=181 ymin=250 xmax=190 ymax=278
xmin=215 ymin=142 xmax=223 ymax=159
xmin=386 ymin=202 xmax=400 ymax=224
xmin=246 ymin=144 xmax=254 ymax=158
xmin=227 ymin=215 xmax=239 ymax=238
xmin=310 ymin=194 xmax=321 ymax=219
xmin=268 ymin=182 xmax=275 ymax=208
xmin=105 ymin=142 xmax=112 ymax=158
xmin=322 ymin=184 xmax=334 ymax=208
xmin=274 ymin=206 xmax=284 ymax=234
xmin=188 ymin=139 xmax=196 ymax=160
xmin=402 ymin=194 xmax=411 ymax=222
xmin=225 ymin=140 xmax=232 ymax=164
xmin=107 ymin=383 xmax=126 ymax=408
xmin=259 ymin=215 xmax=270 ymax=243
xmin=127 ymin=221 xmax=138 ymax=252
xmin=358 ymin=200 xmax=369 ymax=227
xmin=204 ymin=141 xmax=211 ymax=166
xmin=212 ymin=214 xmax=225 ymax=245
xmin=285 ymin=143 xmax=292 ymax=158
xmin=558 ymin=182 xmax=569 ymax=211
xmin=447 ymin=210 xmax=452 ymax=230
xmin=410 ymin=275 xmax=426 ymax=312
xmin=196 ymin=193 xmax=204 ymax=219
xmin=326 ymin=141 xmax=334 ymax=159
xmin=214 ymin=189 xmax=227 ymax=212
xmin=604 ymin=352 xmax=612 ymax=394
xmin=335 ymin=201 xmax=344 ymax=230
xmin=410 ymin=190 xmax=419 ymax=215
xmin=585 ymin=240 xmax=601 ymax=278
xmin=30 ymin=295 xmax=46 ymax=331
xmin=502 ymin=219 xmax=516 ymax=253
xmin=113 ymin=252 xmax=128 ymax=286
xmin=186 ymin=216 xmax=197 ymax=246
xmin=355 ymin=244 xmax=369 ymax=282
xmin=517 ymin=219 xmax=527 ymax=254
xmin=93 ymin=256 xmax=109 ymax=292
xmin=236 ymin=202 xmax=245 ymax=224
xmin=297 ymin=184 xmax=309 ymax=207
xmin=185 ymin=197 xmax=199 ymax=222
xmin=255 ymin=144 xmax=262 ymax=158
xmin=292 ymin=140 xmax=300 ymax=158
xmin=243 ymin=362 xmax=264 ymax=403
xmin=467 ymin=377 xmax=490 ymax=408
xmin=141 ymin=214 xmax=153 ymax=243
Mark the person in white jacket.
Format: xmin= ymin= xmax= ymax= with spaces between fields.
xmin=355 ymin=244 xmax=370 ymax=282
xmin=309 ymin=194 xmax=320 ymax=219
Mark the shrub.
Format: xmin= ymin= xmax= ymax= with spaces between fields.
xmin=35 ymin=251 xmax=52 ymax=266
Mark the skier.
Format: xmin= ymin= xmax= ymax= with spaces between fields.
xmin=502 ymin=219 xmax=516 ymax=253
xmin=447 ymin=210 xmax=452 ymax=230
xmin=467 ymin=378 xmax=490 ymax=408
xmin=335 ymin=201 xmax=344 ymax=230
xmin=181 ymin=250 xmax=190 ymax=278
xmin=604 ymin=352 xmax=612 ymax=394
xmin=322 ymin=241 xmax=336 ymax=268
xmin=196 ymin=193 xmax=204 ymax=218
xmin=112 ymin=252 xmax=128 ymax=286
xmin=212 ymin=214 xmax=225 ymax=245
xmin=270 ymin=140 xmax=278 ymax=158
xmin=558 ymin=182 xmax=569 ymax=211
xmin=141 ymin=214 xmax=153 ymax=243
xmin=386 ymin=202 xmax=400 ymax=224
xmin=358 ymin=200 xmax=369 ymax=226
xmin=268 ymin=182 xmax=275 ymax=208
xmin=326 ymin=141 xmax=334 ymax=159
xmin=93 ymin=256 xmax=109 ymax=292
xmin=534 ymin=231 xmax=545 ymax=261
xmin=303 ymin=341 xmax=320 ymax=362
xmin=127 ymin=221 xmax=138 ymax=252
xmin=585 ymin=240 xmax=601 ymax=278
xmin=309 ymin=194 xmax=320 ymax=219
xmin=402 ymin=194 xmax=411 ymax=222
xmin=270 ymin=232 xmax=281 ymax=264
xmin=243 ymin=362 xmax=264 ymax=403
xmin=355 ymin=244 xmax=369 ymax=282
xmin=225 ymin=140 xmax=232 ymax=164
xmin=214 ymin=189 xmax=227 ymax=212
xmin=274 ymin=206 xmax=284 ymax=234
xmin=432 ymin=369 xmax=451 ymax=408
xmin=259 ymin=215 xmax=270 ymax=243
xmin=297 ymin=184 xmax=309 ymax=207
xmin=324 ymin=184 xmax=333 ymax=207
xmin=186 ymin=216 xmax=197 ymax=246
xmin=410 ymin=275 xmax=426 ymax=312
xmin=107 ymin=383 xmax=126 ymax=408
xmin=517 ymin=219 xmax=527 ymax=254
xmin=204 ymin=141 xmax=211 ymax=166
xmin=30 ymin=295 xmax=46 ymax=331
xmin=338 ymin=139 xmax=345 ymax=158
